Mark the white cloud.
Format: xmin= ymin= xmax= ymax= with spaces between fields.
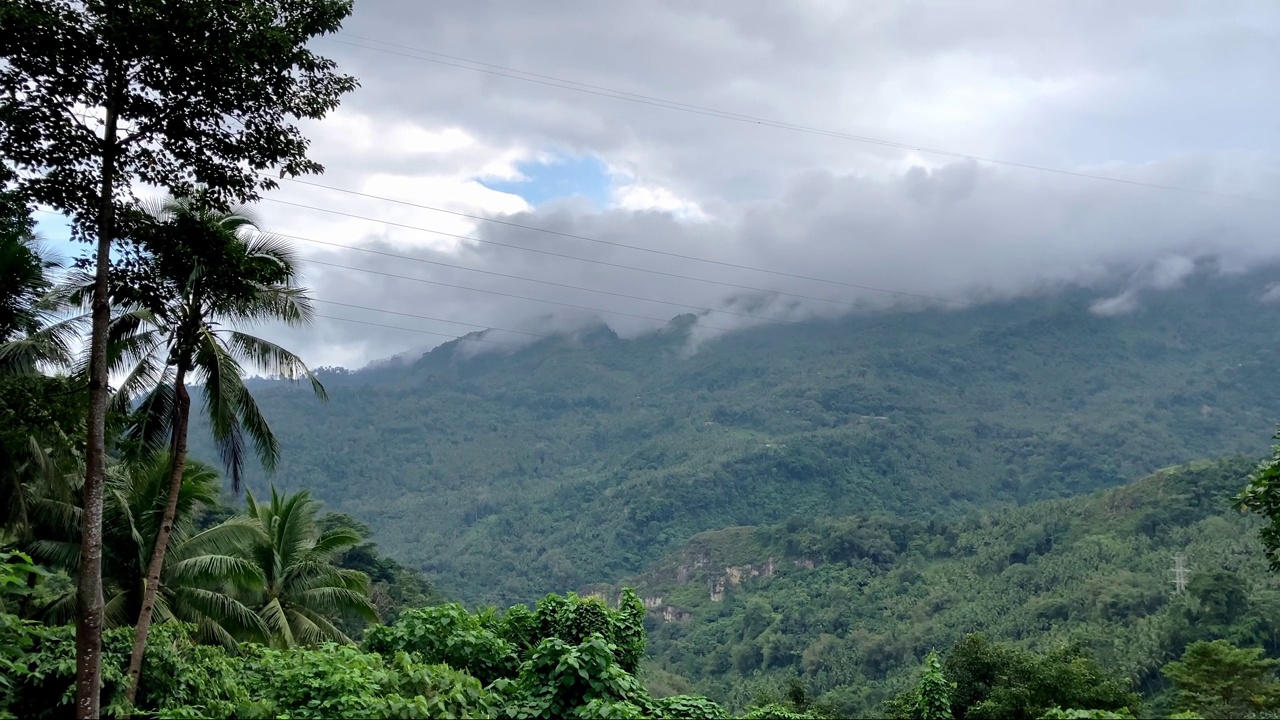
xmin=611 ymin=183 xmax=708 ymax=221
xmin=202 ymin=1 xmax=1280 ymax=368
xmin=1090 ymin=290 xmax=1140 ymax=317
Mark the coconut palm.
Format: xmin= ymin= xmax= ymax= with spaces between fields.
xmin=242 ymin=487 xmax=377 ymax=648
xmin=0 ymin=224 xmax=84 ymax=537
xmin=0 ymin=240 xmax=84 ymax=376
xmin=27 ymin=452 xmax=266 ymax=647
xmin=0 ymin=189 xmax=85 ymax=375
xmin=102 ymin=195 xmax=325 ymax=699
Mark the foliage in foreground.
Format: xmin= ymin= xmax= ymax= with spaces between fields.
xmin=0 ymin=575 xmax=735 ymax=719
xmin=1162 ymin=639 xmax=1280 ymax=718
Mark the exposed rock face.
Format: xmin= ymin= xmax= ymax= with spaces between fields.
xmin=644 ymin=550 xmax=820 ymax=615
xmin=662 ymin=606 xmax=691 ymax=622
xmin=675 ymin=552 xmax=711 ymax=584
xmin=708 ymin=557 xmax=786 ymax=601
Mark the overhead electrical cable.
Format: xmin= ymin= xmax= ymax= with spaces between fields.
xmin=262 ymin=196 xmax=962 ymax=309
xmin=290 ymin=232 xmax=818 ymax=325
xmin=313 ymin=298 xmax=550 ymax=339
xmin=31 ymin=208 xmax=918 ymax=337
xmin=269 ymin=174 xmax=972 ymax=306
xmin=313 ymin=313 xmax=523 ymax=347
xmin=302 ymin=257 xmax=741 ymax=332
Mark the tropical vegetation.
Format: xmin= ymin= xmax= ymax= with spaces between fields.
xmin=104 ymin=194 xmax=326 ymax=700
xmin=2 ymin=1 xmax=1280 ymax=717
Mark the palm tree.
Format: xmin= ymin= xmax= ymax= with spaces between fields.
xmin=27 ymin=452 xmax=267 ymax=647
xmin=104 ymin=195 xmax=326 ymax=700
xmin=0 ymin=224 xmax=85 ymax=538
xmin=0 ymin=213 xmax=83 ymax=374
xmin=242 ymin=487 xmax=377 ymax=648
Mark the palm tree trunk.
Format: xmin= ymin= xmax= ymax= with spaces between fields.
xmin=76 ymin=96 xmax=119 ymax=720
xmin=123 ymin=366 xmax=190 ymax=705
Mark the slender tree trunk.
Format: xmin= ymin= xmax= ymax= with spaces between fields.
xmin=123 ymin=366 xmax=190 ymax=704
xmin=76 ymin=112 xmax=118 ymax=719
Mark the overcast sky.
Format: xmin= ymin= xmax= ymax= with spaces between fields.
xmin=40 ymin=1 xmax=1280 ymax=369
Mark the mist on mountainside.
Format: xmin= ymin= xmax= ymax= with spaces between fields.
xmin=191 ymin=263 xmax=1280 ymax=607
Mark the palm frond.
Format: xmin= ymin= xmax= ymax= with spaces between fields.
xmin=272 ymin=490 xmax=317 ymax=573
xmin=119 ymin=376 xmax=176 ymax=454
xmin=192 ymin=617 xmax=243 ymax=650
xmin=308 ymin=526 xmax=363 ymax=559
xmin=167 ymin=554 xmax=265 ymax=588
xmin=27 ymin=494 xmax=82 ymax=540
xmin=196 ymin=329 xmax=250 ymax=490
xmin=225 ymin=331 xmax=325 ymax=401
xmin=0 ymin=309 xmax=88 ymax=373
xmin=177 ymin=516 xmax=266 ymax=559
xmin=227 ymin=283 xmax=312 ymax=328
xmin=104 ymin=480 xmax=148 ymax=568
xmin=234 ymin=387 xmax=281 ymax=473
xmin=259 ymin=597 xmax=294 ymax=648
xmin=296 ymin=585 xmax=378 ymax=623
xmin=243 ymin=231 xmax=300 ymax=268
xmin=290 ymin=604 xmax=353 ymax=646
xmin=38 ymin=587 xmax=76 ymax=625
xmin=28 ymin=539 xmax=81 ymax=572
xmin=172 ymin=586 xmax=270 ymax=645
xmin=103 ymin=588 xmax=133 ymax=628
xmin=280 ymin=560 xmax=350 ymax=595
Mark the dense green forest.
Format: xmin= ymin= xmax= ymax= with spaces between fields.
xmin=204 ymin=268 xmax=1280 ymax=603
xmin=601 ymin=459 xmax=1279 ymax=716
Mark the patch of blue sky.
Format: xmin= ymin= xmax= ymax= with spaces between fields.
xmin=32 ymin=213 xmax=126 ymax=268
xmin=33 ymin=213 xmax=81 ymax=259
xmin=480 ymin=153 xmax=612 ymax=209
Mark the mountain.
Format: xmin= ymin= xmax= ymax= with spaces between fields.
xmin=610 ymin=459 xmax=1280 ymax=717
xmin=191 ymin=267 xmax=1280 ymax=604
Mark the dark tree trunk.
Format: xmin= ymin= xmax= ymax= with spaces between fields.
xmin=123 ymin=367 xmax=190 ymax=704
xmin=76 ymin=105 xmax=118 ymax=719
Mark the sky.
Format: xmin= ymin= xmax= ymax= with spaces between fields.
xmin=41 ymin=1 xmax=1280 ymax=369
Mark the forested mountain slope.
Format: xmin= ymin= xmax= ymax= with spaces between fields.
xmin=193 ymin=268 xmax=1280 ymax=603
xmin=616 ymin=459 xmax=1279 ymax=716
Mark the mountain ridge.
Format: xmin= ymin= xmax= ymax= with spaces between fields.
xmin=190 ymin=266 xmax=1280 ymax=604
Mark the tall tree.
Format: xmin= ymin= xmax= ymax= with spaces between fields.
xmin=105 ymin=196 xmax=325 ymax=701
xmin=0 ymin=3 xmax=355 ymax=714
xmin=243 ymin=487 xmax=377 ymax=648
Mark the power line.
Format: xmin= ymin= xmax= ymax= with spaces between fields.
xmin=43 ymin=176 xmax=960 ymax=313
xmin=271 ymin=174 xmax=969 ymax=306
xmin=328 ymin=34 xmax=1265 ymax=203
xmin=294 ymin=233 xmax=812 ymax=326
xmin=29 ymin=208 xmax=744 ymax=334
xmin=303 ymin=257 xmax=741 ymax=332
xmin=259 ymin=196 xmax=957 ymax=308
xmin=32 ymin=206 xmax=892 ymax=336
xmin=313 ymin=298 xmax=549 ymax=339
xmin=313 ymin=313 xmax=521 ymax=347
